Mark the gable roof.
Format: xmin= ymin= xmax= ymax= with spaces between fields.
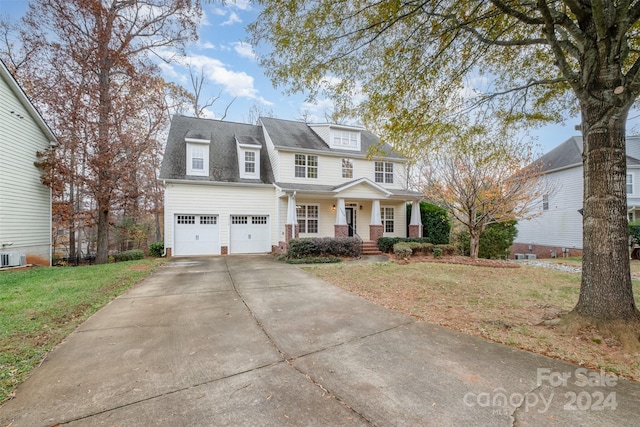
xmin=534 ymin=135 xmax=640 ymax=173
xmin=159 ymin=115 xmax=274 ymax=184
xmin=260 ymin=117 xmax=405 ymax=159
xmin=0 ymin=59 xmax=57 ymax=143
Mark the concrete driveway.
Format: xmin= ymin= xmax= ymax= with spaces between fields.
xmin=1 ymin=255 xmax=639 ymax=426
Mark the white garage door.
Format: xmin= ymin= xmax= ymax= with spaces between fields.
xmin=174 ymin=214 xmax=220 ymax=256
xmin=230 ymin=215 xmax=271 ymax=254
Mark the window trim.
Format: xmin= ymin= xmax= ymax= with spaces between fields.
xmin=381 ymin=206 xmax=395 ymax=234
xmin=627 ymin=173 xmax=634 ymax=195
xmin=375 ymin=161 xmax=394 ymax=184
xmin=341 ymin=158 xmax=354 ymax=179
xmin=330 ymin=129 xmax=361 ymax=151
xmin=294 ymin=154 xmax=319 ymax=179
xmin=296 ymin=203 xmax=319 ymax=234
xmin=187 ymin=142 xmax=209 ymax=176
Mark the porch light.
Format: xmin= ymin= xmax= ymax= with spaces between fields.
xmin=332 ymin=204 xmax=336 ymax=212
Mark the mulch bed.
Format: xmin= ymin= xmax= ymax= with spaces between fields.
xmin=396 ymin=255 xmax=521 ymax=268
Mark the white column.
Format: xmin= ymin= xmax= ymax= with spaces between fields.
xmin=410 ymin=200 xmax=421 ymax=225
xmin=335 ymin=198 xmax=347 ymax=225
xmin=286 ymin=194 xmax=297 ymax=225
xmin=371 ymin=200 xmax=382 ymax=225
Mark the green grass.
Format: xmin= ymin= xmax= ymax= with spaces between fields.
xmin=0 ymin=258 xmax=166 ymax=404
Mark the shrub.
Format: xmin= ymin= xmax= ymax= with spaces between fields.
xmin=114 ymin=249 xmax=144 ymax=262
xmin=433 ymin=247 xmax=443 ymax=258
xmin=434 ymin=244 xmax=456 ymax=256
xmin=286 ymin=257 xmax=342 ymax=264
xmin=148 ymin=241 xmax=164 ymax=257
xmin=407 ymin=202 xmax=451 ymax=244
xmin=629 ymin=221 xmax=640 ymax=245
xmin=377 ymin=237 xmax=434 ymax=253
xmin=287 ymin=237 xmax=361 ymax=258
xmin=393 ymin=242 xmax=413 ymax=259
xmin=452 ymin=221 xmax=518 ymax=259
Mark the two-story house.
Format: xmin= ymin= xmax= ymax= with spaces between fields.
xmin=513 ymin=135 xmax=640 ymax=258
xmin=0 ymin=60 xmax=56 ymax=267
xmin=159 ymin=115 xmax=422 ymax=256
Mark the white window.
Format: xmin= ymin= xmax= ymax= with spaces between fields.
xmin=331 ymin=129 xmax=360 ymax=150
xmin=381 ymin=207 xmax=394 ymax=233
xmin=187 ymin=142 xmax=209 ymax=176
xmin=177 ymin=215 xmax=195 ymax=224
xmin=342 ymin=158 xmax=353 ymax=179
xmin=231 ymin=216 xmax=248 ymax=224
xmin=252 ymin=216 xmax=268 ymax=224
xmin=245 ymin=151 xmax=255 ymax=173
xmin=542 ymin=194 xmax=549 ymax=211
xmin=296 ymin=204 xmax=319 ymax=234
xmin=375 ymin=162 xmax=393 ymax=184
xmin=200 ymin=216 xmax=217 ymax=225
xmin=295 ymin=154 xmax=318 ymax=178
xmin=627 ymin=174 xmax=633 ymax=194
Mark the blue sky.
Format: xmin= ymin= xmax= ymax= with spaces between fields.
xmin=0 ymin=0 xmax=618 ymax=154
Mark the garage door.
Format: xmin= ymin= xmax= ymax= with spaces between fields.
xmin=174 ymin=214 xmax=220 ymax=256
xmin=230 ymin=215 xmax=271 ymax=254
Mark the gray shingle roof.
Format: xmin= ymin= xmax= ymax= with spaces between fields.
xmin=161 ymin=116 xmax=409 ymax=185
xmin=260 ymin=117 xmax=404 ymax=159
xmin=534 ymin=135 xmax=640 ymax=172
xmin=159 ymin=115 xmax=274 ymax=184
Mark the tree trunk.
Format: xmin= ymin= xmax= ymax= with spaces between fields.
xmin=469 ymin=229 xmax=480 ymax=259
xmin=573 ymin=105 xmax=640 ymax=322
xmin=96 ymin=204 xmax=109 ymax=264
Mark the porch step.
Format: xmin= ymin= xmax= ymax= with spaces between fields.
xmin=361 ymin=241 xmax=383 ymax=255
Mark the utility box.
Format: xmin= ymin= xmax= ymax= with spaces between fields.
xmin=0 ymin=252 xmax=26 ymax=268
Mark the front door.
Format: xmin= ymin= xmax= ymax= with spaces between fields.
xmin=345 ymin=207 xmax=354 ymax=237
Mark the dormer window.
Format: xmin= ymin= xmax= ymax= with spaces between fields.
xmin=186 ymin=137 xmax=210 ymax=176
xmin=330 ymin=129 xmax=360 ymax=151
xmin=236 ymin=135 xmax=261 ymax=179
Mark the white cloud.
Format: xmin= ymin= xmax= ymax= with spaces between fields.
xmin=198 ymin=40 xmax=216 ymax=50
xmin=228 ymin=0 xmax=252 ymax=11
xmin=221 ymin=12 xmax=242 ymax=26
xmin=157 ymin=62 xmax=186 ymax=83
xmin=232 ymin=42 xmax=256 ymax=60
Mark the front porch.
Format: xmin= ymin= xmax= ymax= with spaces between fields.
xmin=276 ymin=183 xmax=423 ymax=254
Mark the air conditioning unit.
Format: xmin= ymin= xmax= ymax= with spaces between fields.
xmin=514 ymin=253 xmax=525 ymax=260
xmin=526 ymin=254 xmax=537 ymax=260
xmin=0 ymin=252 xmax=26 ymax=268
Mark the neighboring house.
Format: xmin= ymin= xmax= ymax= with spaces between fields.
xmin=0 ymin=60 xmax=56 ymax=267
xmin=159 ymin=115 xmax=423 ymax=256
xmin=513 ymin=135 xmax=640 ymax=259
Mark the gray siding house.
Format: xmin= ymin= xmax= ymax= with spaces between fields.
xmin=0 ymin=60 xmax=56 ymax=267
xmin=159 ymin=115 xmax=422 ymax=256
xmin=513 ymin=135 xmax=640 ymax=258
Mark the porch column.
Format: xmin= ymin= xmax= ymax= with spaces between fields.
xmin=285 ymin=193 xmax=299 ymax=244
xmin=409 ymin=200 xmax=422 ymax=238
xmin=334 ymin=198 xmax=349 ymax=237
xmin=369 ymin=200 xmax=384 ymax=242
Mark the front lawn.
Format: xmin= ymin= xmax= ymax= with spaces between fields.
xmin=0 ymin=259 xmax=166 ymax=404
xmin=306 ymin=259 xmax=640 ymax=381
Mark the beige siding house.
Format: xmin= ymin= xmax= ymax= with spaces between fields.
xmin=0 ymin=60 xmax=56 ymax=267
xmin=160 ymin=116 xmax=421 ymax=256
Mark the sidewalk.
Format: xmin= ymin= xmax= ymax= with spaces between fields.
xmin=1 ymin=255 xmax=638 ymax=426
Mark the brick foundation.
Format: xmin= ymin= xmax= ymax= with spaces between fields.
xmin=369 ymin=225 xmax=384 ymax=242
xmin=334 ymin=224 xmax=349 ymax=238
xmin=165 ymin=248 xmax=172 ymax=257
xmin=285 ymin=224 xmax=299 ymax=242
xmin=409 ymin=224 xmax=421 ymax=238
xmin=221 ymin=246 xmax=228 ymax=255
xmin=509 ymin=243 xmax=583 ymax=259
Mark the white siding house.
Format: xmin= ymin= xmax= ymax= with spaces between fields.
xmin=159 ymin=116 xmax=421 ymax=256
xmin=513 ymin=135 xmax=640 ymax=258
xmin=0 ymin=61 xmax=56 ymax=267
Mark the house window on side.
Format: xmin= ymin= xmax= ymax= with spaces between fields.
xmin=295 ymin=154 xmax=318 ymax=179
xmin=627 ymin=174 xmax=633 ymax=194
xmin=375 ymin=161 xmax=394 ymax=184
xmin=381 ymin=207 xmax=394 ymax=233
xmin=542 ymin=194 xmax=549 ymax=211
xmin=245 ymin=151 xmax=256 ymax=173
xmin=342 ymin=158 xmax=353 ymax=179
xmin=296 ymin=204 xmax=319 ymax=234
